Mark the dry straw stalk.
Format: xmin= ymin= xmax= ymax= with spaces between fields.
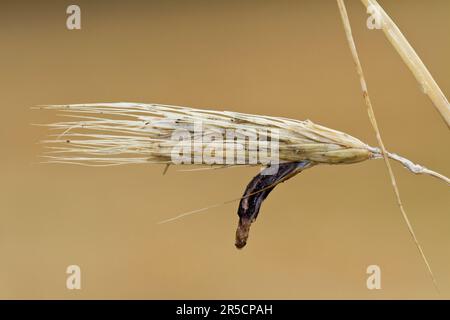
xmin=337 ymin=0 xmax=449 ymax=292
xmin=361 ymin=0 xmax=450 ymax=127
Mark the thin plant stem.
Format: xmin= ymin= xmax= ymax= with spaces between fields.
xmin=336 ymin=0 xmax=439 ymax=293
xmin=360 ymin=0 xmax=450 ymax=127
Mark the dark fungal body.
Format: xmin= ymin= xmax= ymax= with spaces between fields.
xmin=235 ymin=161 xmax=312 ymax=249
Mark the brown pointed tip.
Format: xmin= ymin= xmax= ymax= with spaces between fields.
xmin=235 ymin=218 xmax=251 ymax=249
xmin=235 ymin=236 xmax=247 ymax=249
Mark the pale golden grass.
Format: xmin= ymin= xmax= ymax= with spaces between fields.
xmin=37 ymin=102 xmax=372 ymax=166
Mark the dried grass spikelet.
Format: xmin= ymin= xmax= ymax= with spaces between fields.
xmin=39 ymin=102 xmax=373 ymax=166
xmin=37 ymin=103 xmax=449 ymax=183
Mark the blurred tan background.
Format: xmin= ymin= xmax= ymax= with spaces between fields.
xmin=0 ymin=0 xmax=449 ymax=299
